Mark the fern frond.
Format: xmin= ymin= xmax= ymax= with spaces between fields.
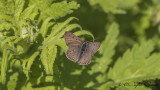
xmin=74 ymin=30 xmax=95 ymax=40
xmin=116 ymin=86 xmax=152 ymax=90
xmin=1 ymin=36 xmax=18 ymax=47
xmin=45 ymin=17 xmax=77 ymax=41
xmin=1 ymin=48 xmax=10 ymax=84
xmin=21 ymin=4 xmax=38 ymax=20
xmin=108 ymin=40 xmax=156 ymax=83
xmin=89 ymin=23 xmax=119 ymax=72
xmin=88 ymin=0 xmax=140 ymax=14
xmin=40 ymin=17 xmax=55 ymax=37
xmin=87 ymin=23 xmax=119 ymax=87
xmin=42 ymin=17 xmax=78 ymax=46
xmin=40 ymin=1 xmax=80 ymax=20
xmin=21 ymin=85 xmax=70 ymax=90
xmin=1 ymin=36 xmax=20 ymax=54
xmin=0 ymin=0 xmax=15 ymax=15
xmin=97 ymin=41 xmax=156 ymax=89
xmin=0 ymin=15 xmax=14 ymax=23
xmin=22 ymin=51 xmax=40 ymax=80
xmin=0 ymin=22 xmax=16 ymax=32
xmin=7 ymin=72 xmax=19 ymax=90
xmin=40 ymin=45 xmax=57 ymax=75
xmin=99 ymin=23 xmax=119 ymax=57
xmin=55 ymin=24 xmax=82 ymax=39
xmin=14 ymin=0 xmax=25 ymax=21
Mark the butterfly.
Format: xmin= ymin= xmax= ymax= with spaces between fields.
xmin=64 ymin=31 xmax=100 ymax=65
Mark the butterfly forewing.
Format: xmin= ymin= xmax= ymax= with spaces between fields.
xmin=88 ymin=42 xmax=100 ymax=55
xmin=66 ymin=46 xmax=81 ymax=62
xmin=64 ymin=31 xmax=83 ymax=47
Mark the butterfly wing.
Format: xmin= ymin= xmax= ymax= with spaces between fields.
xmin=78 ymin=50 xmax=92 ymax=65
xmin=66 ymin=46 xmax=81 ymax=62
xmin=87 ymin=42 xmax=100 ymax=55
xmin=64 ymin=31 xmax=83 ymax=47
xmin=64 ymin=31 xmax=100 ymax=65
xmin=78 ymin=42 xmax=100 ymax=65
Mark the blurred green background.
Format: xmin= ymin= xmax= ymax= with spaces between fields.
xmin=0 ymin=0 xmax=160 ymax=90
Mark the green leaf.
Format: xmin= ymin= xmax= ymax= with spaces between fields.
xmin=88 ymin=0 xmax=140 ymax=14
xmin=0 ymin=48 xmax=10 ymax=84
xmin=1 ymin=0 xmax=158 ymax=89
xmin=0 ymin=22 xmax=16 ymax=32
xmin=87 ymin=22 xmax=119 ymax=88
xmin=89 ymin=22 xmax=119 ymax=74
xmin=21 ymin=4 xmax=37 ymax=20
xmin=44 ymin=17 xmax=78 ymax=43
xmin=117 ymin=86 xmax=151 ymax=90
xmin=14 ymin=0 xmax=25 ymax=21
xmin=55 ymin=24 xmax=82 ymax=39
xmin=7 ymin=72 xmax=19 ymax=90
xmin=40 ymin=1 xmax=80 ymax=20
xmin=99 ymin=23 xmax=119 ymax=58
xmin=108 ymin=40 xmax=158 ymax=83
xmin=22 ymin=51 xmax=40 ymax=81
xmin=0 ymin=15 xmax=14 ymax=23
xmin=74 ymin=30 xmax=95 ymax=40
xmin=40 ymin=17 xmax=55 ymax=37
xmin=40 ymin=45 xmax=57 ymax=75
xmin=21 ymin=85 xmax=70 ymax=90
xmin=132 ymin=7 xmax=153 ymax=42
xmin=1 ymin=36 xmax=20 ymax=54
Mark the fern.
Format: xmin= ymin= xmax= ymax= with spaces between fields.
xmin=86 ymin=22 xmax=119 ymax=88
xmin=97 ymin=22 xmax=119 ymax=73
xmin=7 ymin=72 xmax=19 ymax=90
xmin=0 ymin=0 xmax=93 ymax=89
xmin=38 ymin=1 xmax=80 ymax=20
xmin=88 ymin=0 xmax=140 ymax=14
xmin=98 ymin=40 xmax=160 ymax=89
xmin=40 ymin=45 xmax=57 ymax=75
xmin=46 ymin=1 xmax=79 ymax=19
xmin=40 ymin=17 xmax=93 ymax=76
xmin=132 ymin=3 xmax=153 ymax=42
xmin=108 ymin=40 xmax=155 ymax=81
xmin=22 ymin=51 xmax=40 ymax=81
xmin=0 ymin=0 xmax=160 ymax=89
xmin=40 ymin=17 xmax=55 ymax=37
xmin=117 ymin=86 xmax=151 ymax=90
xmin=1 ymin=49 xmax=10 ymax=84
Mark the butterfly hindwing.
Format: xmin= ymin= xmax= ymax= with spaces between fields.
xmin=78 ymin=42 xmax=91 ymax=65
xmin=78 ymin=42 xmax=100 ymax=65
xmin=66 ymin=46 xmax=81 ymax=62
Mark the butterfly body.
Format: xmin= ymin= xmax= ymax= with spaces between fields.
xmin=64 ymin=31 xmax=100 ymax=65
xmin=78 ymin=42 xmax=87 ymax=61
xmin=81 ymin=42 xmax=87 ymax=52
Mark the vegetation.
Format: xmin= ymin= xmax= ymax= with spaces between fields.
xmin=0 ymin=0 xmax=160 ymax=89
